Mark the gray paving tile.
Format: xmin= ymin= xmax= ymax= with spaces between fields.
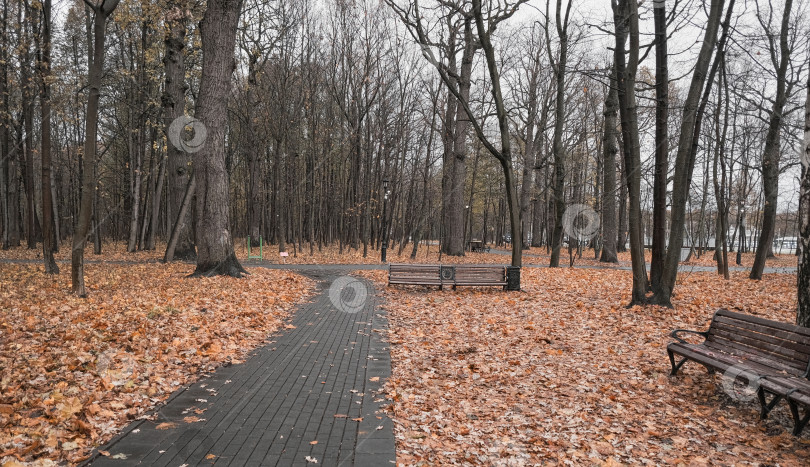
xmin=85 ymin=268 xmax=395 ymax=466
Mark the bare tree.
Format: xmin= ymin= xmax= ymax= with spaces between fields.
xmin=191 ymin=0 xmax=247 ymax=277
xmin=612 ymin=0 xmax=649 ymax=304
xmin=600 ymin=64 xmax=619 ymax=263
xmin=389 ymin=0 xmax=528 ymax=267
xmin=750 ymin=0 xmax=795 ymax=280
xmin=37 ymin=0 xmax=58 ymax=273
xmin=798 ymin=53 xmax=810 ymax=327
xmin=163 ymin=4 xmax=195 ymax=261
xmin=546 ymin=0 xmax=572 ymax=268
xmin=72 ymin=0 xmax=120 ymax=296
xmin=1 ymin=0 xmax=12 ymax=250
xmin=652 ymin=0 xmax=729 ymax=306
xmin=650 ymin=0 xmax=669 ymax=289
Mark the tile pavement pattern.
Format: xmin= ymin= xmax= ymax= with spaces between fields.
xmin=86 ymin=268 xmax=395 ymax=466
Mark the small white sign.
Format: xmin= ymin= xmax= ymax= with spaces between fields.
xmin=280 ymin=252 xmax=289 ymax=257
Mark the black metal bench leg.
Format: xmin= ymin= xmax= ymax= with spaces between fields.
xmin=668 ymin=350 xmax=688 ymax=376
xmin=789 ymin=400 xmax=810 ymax=436
xmin=756 ymin=387 xmax=782 ymax=419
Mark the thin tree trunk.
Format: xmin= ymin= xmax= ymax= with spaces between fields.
xmin=613 ymin=0 xmax=649 ymax=303
xmin=650 ymin=0 xmax=668 ymax=288
xmin=20 ymin=3 xmax=38 ymax=250
xmin=797 ymin=48 xmax=810 ymax=327
xmin=548 ymin=0 xmax=571 ymax=268
xmin=751 ymin=0 xmax=793 ymax=280
xmin=0 ymin=0 xmax=10 ymax=250
xmin=39 ymin=0 xmax=58 ymax=273
xmin=72 ymin=0 xmax=120 ymax=296
xmin=165 ymin=173 xmax=195 ymax=262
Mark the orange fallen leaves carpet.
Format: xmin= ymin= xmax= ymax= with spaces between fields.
xmin=0 ymin=264 xmax=314 ymax=465
xmin=361 ymin=268 xmax=809 ymax=465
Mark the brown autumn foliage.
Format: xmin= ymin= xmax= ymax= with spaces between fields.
xmin=0 ymin=263 xmax=314 ymax=465
xmin=359 ymin=268 xmax=809 ymax=465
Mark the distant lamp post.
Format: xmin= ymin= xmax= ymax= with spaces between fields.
xmin=381 ymin=178 xmax=390 ymax=263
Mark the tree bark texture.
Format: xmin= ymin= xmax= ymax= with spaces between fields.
xmin=600 ymin=65 xmax=619 ymax=263
xmin=191 ymin=0 xmax=247 ymax=277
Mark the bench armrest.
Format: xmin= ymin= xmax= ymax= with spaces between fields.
xmin=670 ymin=328 xmax=709 ymax=344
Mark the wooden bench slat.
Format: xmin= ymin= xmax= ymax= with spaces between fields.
xmin=388 ymin=264 xmax=507 ymax=289
xmin=708 ymin=329 xmax=810 ymax=367
xmin=709 ymin=322 xmax=810 ymax=356
xmin=712 ymin=315 xmax=810 ymax=347
xmin=668 ymin=309 xmax=810 ymax=436
xmin=715 ymin=310 xmax=810 ymax=340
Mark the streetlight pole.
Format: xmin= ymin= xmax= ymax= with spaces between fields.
xmin=381 ymin=178 xmax=390 ymax=263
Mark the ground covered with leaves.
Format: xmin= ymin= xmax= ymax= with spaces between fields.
xmin=0 ymin=263 xmax=314 ymax=465
xmin=361 ymin=268 xmax=808 ymax=465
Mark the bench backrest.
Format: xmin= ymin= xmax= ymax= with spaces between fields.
xmin=389 ymin=263 xmax=441 ymax=279
xmin=454 ymin=266 xmax=506 ymax=281
xmin=707 ymin=309 xmax=810 ymax=377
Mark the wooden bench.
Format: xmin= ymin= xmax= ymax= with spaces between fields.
xmin=388 ymin=264 xmax=444 ymax=289
xmin=388 ymin=264 xmax=508 ymax=290
xmin=452 ymin=265 xmax=507 ymax=289
xmin=668 ymin=309 xmax=810 ymax=435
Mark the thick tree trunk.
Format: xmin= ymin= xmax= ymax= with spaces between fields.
xmin=797 ymin=53 xmax=810 ymax=327
xmin=650 ymin=0 xmax=669 ymax=289
xmin=39 ymin=0 xmax=58 ymax=273
xmin=72 ymin=0 xmax=120 ymax=296
xmin=600 ymin=65 xmax=619 ymax=263
xmin=163 ymin=6 xmax=195 ymax=260
xmin=191 ymin=0 xmax=247 ymax=278
xmin=751 ymin=0 xmax=793 ymax=280
xmin=613 ymin=0 xmax=649 ymax=304
xmin=446 ymin=20 xmax=476 ymax=257
xmin=653 ymin=0 xmax=728 ymax=306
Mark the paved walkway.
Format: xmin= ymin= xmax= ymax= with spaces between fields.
xmin=86 ymin=269 xmax=395 ymax=466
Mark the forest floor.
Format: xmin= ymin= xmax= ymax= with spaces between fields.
xmin=0 ymin=241 xmax=798 ymax=270
xmin=0 ymin=243 xmax=803 ymax=465
xmin=359 ymin=268 xmax=808 ymax=466
xmin=0 ymin=262 xmax=315 ymax=465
